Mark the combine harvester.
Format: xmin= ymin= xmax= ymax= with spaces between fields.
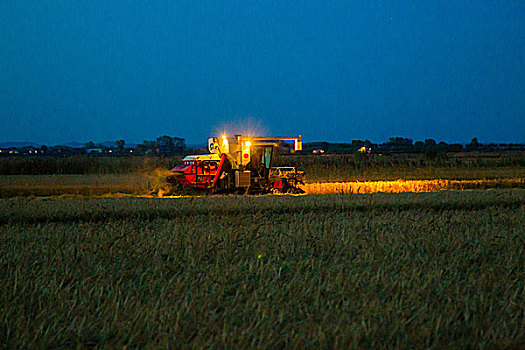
xmin=167 ymin=135 xmax=305 ymax=194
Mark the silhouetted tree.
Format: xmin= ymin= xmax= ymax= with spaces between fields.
xmin=386 ymin=137 xmax=413 ymax=151
xmin=424 ymin=138 xmax=436 ymax=146
xmin=116 ymin=140 xmax=125 ymax=153
xmin=467 ymin=137 xmax=481 ymax=151
xmin=156 ymin=136 xmax=186 ymax=154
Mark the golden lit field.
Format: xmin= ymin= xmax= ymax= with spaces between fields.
xmin=1 ymin=173 xmax=525 ymax=198
xmin=304 ymin=178 xmax=525 ymax=194
xmin=302 ymin=166 xmax=525 ymax=183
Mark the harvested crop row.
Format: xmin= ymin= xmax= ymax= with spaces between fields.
xmin=304 ymin=178 xmax=525 ymax=194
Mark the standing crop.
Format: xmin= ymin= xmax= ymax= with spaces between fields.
xmin=1 ymin=189 xmax=524 ymax=348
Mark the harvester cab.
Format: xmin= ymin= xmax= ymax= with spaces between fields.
xmin=168 ymin=135 xmax=305 ymax=194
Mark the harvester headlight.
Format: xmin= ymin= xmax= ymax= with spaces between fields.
xmin=245 ymin=141 xmax=251 ymax=147
xmin=221 ymin=135 xmax=229 ymax=150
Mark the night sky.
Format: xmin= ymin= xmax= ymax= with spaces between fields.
xmin=1 ymin=1 xmax=524 ymax=145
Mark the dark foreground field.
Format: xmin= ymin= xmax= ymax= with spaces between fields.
xmin=1 ymin=190 xmax=524 ymax=348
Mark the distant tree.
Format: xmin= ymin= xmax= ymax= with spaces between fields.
xmin=156 ymin=136 xmax=175 ymax=154
xmin=155 ymin=136 xmax=186 ymax=154
xmin=388 ymin=137 xmax=413 ymax=146
xmin=351 ymin=140 xmax=365 ymax=152
xmin=85 ymin=141 xmax=96 ymax=149
xmin=467 ymin=137 xmax=481 ymax=151
xmin=387 ymin=137 xmax=413 ymax=151
xmin=424 ymin=138 xmax=436 ymax=146
xmin=116 ymin=140 xmax=125 ymax=153
xmin=173 ymin=137 xmax=186 ymax=154
xmin=40 ymin=145 xmax=48 ymax=154
xmin=139 ymin=140 xmax=157 ymax=153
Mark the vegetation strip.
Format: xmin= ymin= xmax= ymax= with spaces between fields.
xmin=1 ymin=189 xmax=523 ymax=348
xmin=1 ymin=174 xmax=525 ymax=198
xmin=2 ymin=189 xmax=525 ymax=225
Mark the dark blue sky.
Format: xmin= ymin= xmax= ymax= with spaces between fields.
xmin=1 ymin=1 xmax=524 ymax=145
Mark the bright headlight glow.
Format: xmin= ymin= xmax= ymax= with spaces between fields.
xmin=245 ymin=141 xmax=251 ymax=147
xmin=221 ymin=135 xmax=229 ymax=147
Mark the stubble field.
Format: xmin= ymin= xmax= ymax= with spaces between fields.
xmin=1 ymin=190 xmax=524 ymax=348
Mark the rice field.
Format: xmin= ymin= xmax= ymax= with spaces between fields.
xmin=1 ymin=155 xmax=524 ymax=347
xmin=1 ymin=172 xmax=525 ymax=198
xmin=1 ymin=190 xmax=524 ymax=348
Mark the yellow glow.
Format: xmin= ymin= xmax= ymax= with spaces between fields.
xmin=222 ymin=134 xmax=227 ymax=140
xmin=245 ymin=141 xmax=251 ymax=147
xmin=302 ymin=178 xmax=525 ymax=195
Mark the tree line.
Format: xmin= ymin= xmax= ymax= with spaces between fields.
xmin=302 ymin=137 xmax=525 ymax=155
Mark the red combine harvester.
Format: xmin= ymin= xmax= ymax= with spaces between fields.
xmin=167 ymin=135 xmax=305 ymax=194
